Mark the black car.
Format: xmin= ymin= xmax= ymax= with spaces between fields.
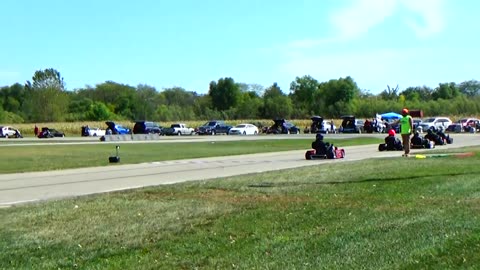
xmin=266 ymin=119 xmax=301 ymax=134
xmin=38 ymin=127 xmax=65 ymax=138
xmin=133 ymin=121 xmax=164 ymax=134
xmin=196 ymin=120 xmax=232 ymax=135
xmin=340 ymin=115 xmax=364 ymax=133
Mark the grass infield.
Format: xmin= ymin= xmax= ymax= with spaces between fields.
xmin=1 ymin=142 xmax=479 ymax=269
xmin=0 ymin=137 xmax=380 ymax=174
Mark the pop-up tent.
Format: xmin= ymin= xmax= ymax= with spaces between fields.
xmin=380 ymin=112 xmax=402 ymax=120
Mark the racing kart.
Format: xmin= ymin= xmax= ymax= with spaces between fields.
xmin=305 ymin=147 xmax=346 ymax=160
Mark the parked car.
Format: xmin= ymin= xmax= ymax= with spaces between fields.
xmin=105 ymin=121 xmax=131 ymax=135
xmin=419 ymin=117 xmax=452 ymax=131
xmin=0 ymin=126 xmax=22 ymax=138
xmin=304 ymin=116 xmax=336 ymax=134
xmin=446 ymin=118 xmax=480 ymax=133
xmin=38 ymin=127 xmax=65 ymax=138
xmin=228 ymin=123 xmax=259 ymax=135
xmin=81 ymin=126 xmax=106 ymax=137
xmin=133 ymin=121 xmax=163 ymax=134
xmin=163 ymin=123 xmax=195 ymax=136
xmin=265 ymin=119 xmax=301 ymax=134
xmin=339 ymin=115 xmax=364 ymax=133
xmin=196 ymin=120 xmax=232 ymax=135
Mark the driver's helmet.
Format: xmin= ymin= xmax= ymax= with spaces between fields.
xmin=388 ymin=129 xmax=396 ymax=136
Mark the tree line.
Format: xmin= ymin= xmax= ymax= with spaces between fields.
xmin=1 ymin=68 xmax=480 ymax=123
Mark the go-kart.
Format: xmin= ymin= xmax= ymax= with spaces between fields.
xmin=378 ymin=143 xmax=403 ymax=151
xmin=305 ymin=147 xmax=345 ymax=160
xmin=378 ymin=135 xmax=403 ymax=151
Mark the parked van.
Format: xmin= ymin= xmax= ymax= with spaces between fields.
xmin=133 ymin=121 xmax=163 ymax=134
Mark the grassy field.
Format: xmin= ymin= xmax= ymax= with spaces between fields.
xmin=0 ymin=137 xmax=381 ymax=174
xmin=1 ymin=147 xmax=479 ymax=269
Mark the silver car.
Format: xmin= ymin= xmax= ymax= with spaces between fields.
xmin=419 ymin=117 xmax=452 ymax=131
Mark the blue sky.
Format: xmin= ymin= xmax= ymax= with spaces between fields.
xmin=0 ymin=0 xmax=478 ymax=94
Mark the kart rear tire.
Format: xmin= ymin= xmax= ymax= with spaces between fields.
xmin=305 ymin=150 xmax=313 ymax=160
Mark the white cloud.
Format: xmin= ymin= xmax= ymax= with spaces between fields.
xmin=278 ymin=0 xmax=449 ymax=93
xmin=401 ymin=0 xmax=445 ymax=38
xmin=288 ymin=0 xmax=446 ymax=49
xmin=329 ymin=0 xmax=398 ymax=41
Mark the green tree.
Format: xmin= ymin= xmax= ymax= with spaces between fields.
xmin=162 ymin=87 xmax=197 ymax=107
xmin=87 ymin=102 xmax=112 ymax=120
xmin=0 ymin=83 xmax=26 ymax=116
xmin=379 ymin=85 xmax=399 ymax=100
xmin=289 ymin=75 xmax=319 ymax=115
xmin=458 ymin=80 xmax=480 ymax=97
xmin=133 ymin=84 xmax=160 ymax=120
xmin=314 ymin=77 xmax=360 ymax=117
xmin=400 ymin=86 xmax=433 ymax=101
xmin=208 ymin=77 xmax=241 ymax=111
xmin=235 ymin=91 xmax=262 ymax=119
xmin=93 ymin=81 xmax=136 ymax=119
xmin=67 ymin=97 xmax=93 ymax=121
xmin=25 ymin=68 xmax=65 ymax=90
xmin=432 ymin=82 xmax=460 ymax=100
xmin=263 ymin=83 xmax=293 ymax=119
xmin=24 ymin=68 xmax=69 ymax=122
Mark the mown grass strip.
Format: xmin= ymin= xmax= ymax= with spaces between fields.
xmin=0 ymin=137 xmax=381 ymax=173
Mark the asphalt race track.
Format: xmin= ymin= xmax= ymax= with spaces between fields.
xmin=1 ymin=134 xmax=479 ymax=207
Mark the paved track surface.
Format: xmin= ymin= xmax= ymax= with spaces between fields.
xmin=1 ymin=134 xmax=479 ymax=207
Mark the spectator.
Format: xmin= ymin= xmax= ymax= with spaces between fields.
xmin=393 ymin=108 xmax=414 ymax=157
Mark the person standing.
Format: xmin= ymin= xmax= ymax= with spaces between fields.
xmin=34 ymin=124 xmax=39 ymax=136
xmin=397 ymin=108 xmax=414 ymax=156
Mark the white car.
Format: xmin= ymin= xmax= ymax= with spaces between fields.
xmin=419 ymin=117 xmax=453 ymax=131
xmin=322 ymin=120 xmax=337 ymax=133
xmin=228 ymin=123 xmax=259 ymax=135
xmin=0 ymin=126 xmax=22 ymax=138
xmin=87 ymin=127 xmax=106 ymax=137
